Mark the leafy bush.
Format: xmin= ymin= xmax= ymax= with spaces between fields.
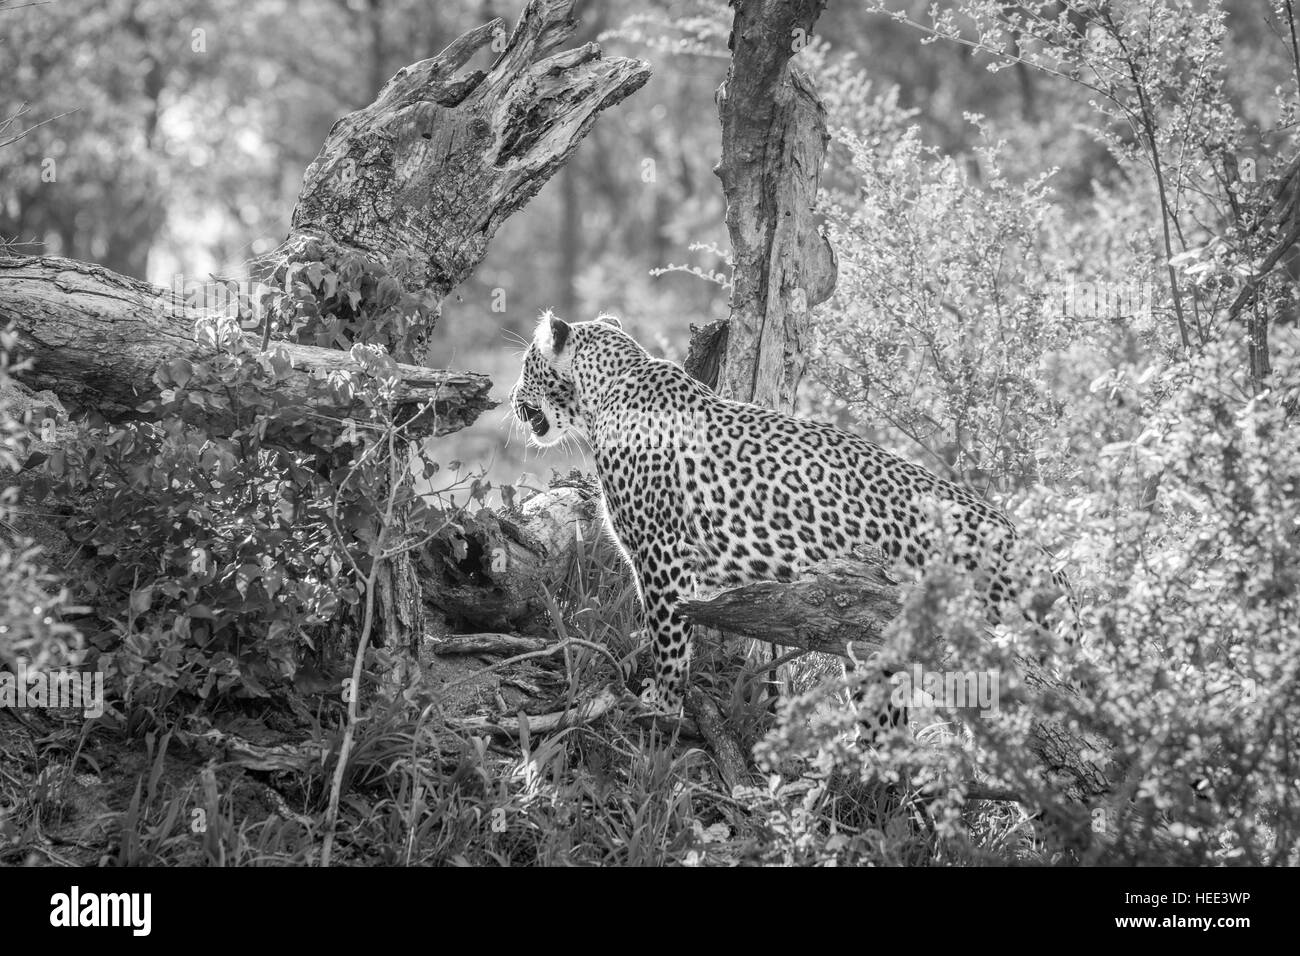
xmin=748 ymin=0 xmax=1300 ymax=865
xmin=35 ymin=245 xmax=450 ymax=707
xmin=0 ymin=326 xmax=83 ymax=673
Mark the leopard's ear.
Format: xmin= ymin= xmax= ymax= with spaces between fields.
xmin=596 ymin=313 xmax=623 ymax=330
xmin=534 ymin=310 xmax=571 ymax=362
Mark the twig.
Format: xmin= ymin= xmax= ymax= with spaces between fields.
xmin=1226 ymin=215 xmax=1300 ymax=323
xmin=320 ymin=417 xmax=402 ymax=867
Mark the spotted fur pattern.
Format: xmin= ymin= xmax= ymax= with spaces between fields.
xmin=510 ymin=314 xmax=1072 ymax=713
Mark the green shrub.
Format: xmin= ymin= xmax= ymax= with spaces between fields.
xmin=0 ymin=326 xmax=83 ymax=673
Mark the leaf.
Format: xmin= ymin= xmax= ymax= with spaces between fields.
xmin=129 ymin=586 xmax=154 ymax=615
xmin=168 ymin=358 xmax=194 ymax=388
xmin=303 ymin=261 xmax=327 ymax=289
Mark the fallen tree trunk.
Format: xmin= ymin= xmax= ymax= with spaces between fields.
xmin=679 ymin=558 xmax=1115 ymax=803
xmin=0 ymin=255 xmax=493 ymax=436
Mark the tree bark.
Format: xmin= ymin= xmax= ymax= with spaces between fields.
xmin=290 ymin=0 xmax=650 ymax=335
xmin=678 ymin=558 xmax=1115 ymax=804
xmin=427 ymin=633 xmax=551 ymax=656
xmin=684 ymin=0 xmax=836 ymax=412
xmin=0 ymin=255 xmax=493 ymax=437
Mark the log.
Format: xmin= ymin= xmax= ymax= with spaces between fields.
xmin=681 ymin=558 xmax=901 ymax=656
xmin=427 ymin=633 xmax=550 ymax=656
xmin=420 ymin=484 xmax=603 ymax=632
xmin=0 ymin=255 xmax=494 ymax=437
xmin=179 ymin=725 xmax=330 ymax=775
xmin=685 ymin=0 xmax=837 ymax=410
xmin=685 ymin=686 xmax=749 ymax=791
xmin=450 ymin=684 xmax=620 ymax=737
xmin=678 ymin=558 xmax=1115 ymax=803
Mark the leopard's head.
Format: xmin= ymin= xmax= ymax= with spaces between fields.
xmin=509 ymin=311 xmax=639 ymax=447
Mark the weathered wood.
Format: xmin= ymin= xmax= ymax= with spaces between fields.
xmin=681 ymin=558 xmax=901 ymax=656
xmin=292 ymin=0 xmax=652 ymax=321
xmin=450 ymin=684 xmax=620 ymax=737
xmin=179 ymin=725 xmax=329 ymax=775
xmin=0 ymin=255 xmax=494 ymax=436
xmin=685 ymin=0 xmax=836 ymax=412
xmin=420 ymin=485 xmax=602 ymax=632
xmin=679 ymin=558 xmax=1115 ymax=803
xmin=685 ymin=686 xmax=749 ymax=790
xmin=427 ymin=633 xmax=550 ymax=656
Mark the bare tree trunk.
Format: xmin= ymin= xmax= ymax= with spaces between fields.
xmin=683 ymin=0 xmax=836 ymax=413
xmin=678 ymin=0 xmax=841 ymax=713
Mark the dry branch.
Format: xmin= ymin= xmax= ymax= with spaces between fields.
xmin=450 ymin=685 xmax=620 ymax=737
xmin=178 ymin=725 xmax=329 ymax=775
xmin=427 ymin=633 xmax=551 ymax=656
xmin=685 ymin=687 xmax=749 ymax=790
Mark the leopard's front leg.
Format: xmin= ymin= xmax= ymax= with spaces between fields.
xmin=627 ymin=539 xmax=695 ymax=713
xmin=594 ymin=439 xmax=699 ymax=712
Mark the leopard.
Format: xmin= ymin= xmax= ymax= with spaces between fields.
xmin=509 ymin=312 xmax=1075 ymax=717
